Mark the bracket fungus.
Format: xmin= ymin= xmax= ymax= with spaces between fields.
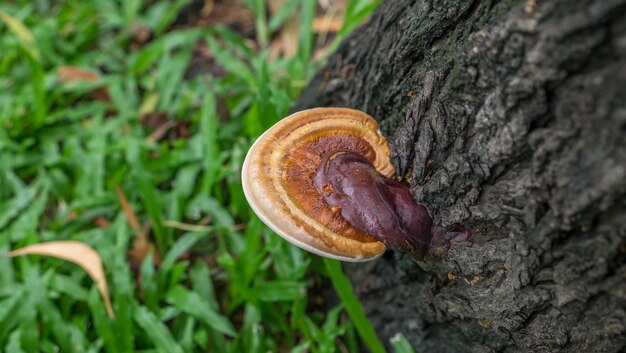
xmin=242 ymin=108 xmax=469 ymax=262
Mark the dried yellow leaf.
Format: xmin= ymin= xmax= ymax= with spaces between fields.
xmin=9 ymin=241 xmax=114 ymax=318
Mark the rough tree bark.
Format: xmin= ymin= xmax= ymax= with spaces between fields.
xmin=295 ymin=0 xmax=626 ymax=352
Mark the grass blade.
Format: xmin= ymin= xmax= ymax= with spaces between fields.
xmin=166 ymin=285 xmax=236 ymax=337
xmin=324 ymin=258 xmax=385 ymax=353
xmin=390 ymin=333 xmax=416 ymax=353
xmin=134 ymin=306 xmax=185 ymax=353
xmin=0 ymin=11 xmax=40 ymax=62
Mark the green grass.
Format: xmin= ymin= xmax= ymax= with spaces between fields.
xmin=0 ymin=0 xmax=405 ymax=352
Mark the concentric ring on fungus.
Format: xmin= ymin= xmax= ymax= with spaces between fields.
xmin=241 ymin=108 xmax=393 ymax=261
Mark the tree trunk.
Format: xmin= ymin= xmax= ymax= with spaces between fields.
xmin=295 ymin=0 xmax=626 ymax=352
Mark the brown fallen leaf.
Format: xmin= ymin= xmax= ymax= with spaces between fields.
xmin=127 ymin=222 xmax=162 ymax=268
xmin=57 ymin=66 xmax=110 ymax=102
xmin=114 ymin=184 xmax=161 ymax=266
xmin=268 ymin=0 xmax=299 ymax=60
xmin=9 ymin=241 xmax=114 ymax=319
xmin=201 ymin=0 xmax=214 ymax=17
xmin=268 ymin=0 xmax=348 ymax=62
xmin=114 ymin=184 xmax=141 ymax=229
xmin=312 ymin=17 xmax=343 ymax=33
xmin=196 ymin=0 xmax=254 ymax=37
xmin=94 ymin=217 xmax=111 ymax=228
xmin=58 ymin=66 xmax=100 ymax=83
xmin=131 ymin=22 xmax=152 ymax=46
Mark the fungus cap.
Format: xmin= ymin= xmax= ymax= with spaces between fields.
xmin=242 ymin=108 xmax=394 ymax=262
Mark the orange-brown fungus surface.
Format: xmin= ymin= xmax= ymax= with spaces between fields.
xmin=282 ymin=130 xmax=380 ymax=244
xmin=242 ymin=107 xmax=392 ymax=260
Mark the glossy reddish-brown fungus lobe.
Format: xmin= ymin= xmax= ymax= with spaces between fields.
xmin=282 ymin=132 xmax=381 ymax=245
xmin=313 ymin=150 xmax=470 ymax=260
